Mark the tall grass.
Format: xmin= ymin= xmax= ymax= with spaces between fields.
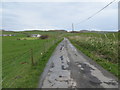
xmin=67 ymin=32 xmax=119 ymax=79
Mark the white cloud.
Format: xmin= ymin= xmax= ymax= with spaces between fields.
xmin=1 ymin=0 xmax=119 ymax=2
xmin=1 ymin=2 xmax=118 ymax=31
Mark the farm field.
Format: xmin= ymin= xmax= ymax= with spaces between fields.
xmin=2 ymin=31 xmax=64 ymax=88
xmin=66 ymin=32 xmax=119 ymax=79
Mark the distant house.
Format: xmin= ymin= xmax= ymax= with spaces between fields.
xmin=31 ymin=34 xmax=41 ymax=37
xmin=0 ymin=34 xmax=15 ymax=36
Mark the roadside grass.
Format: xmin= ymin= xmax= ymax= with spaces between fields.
xmin=67 ymin=32 xmax=119 ymax=79
xmin=2 ymin=31 xmax=64 ymax=88
xmin=19 ymin=37 xmax=39 ymax=40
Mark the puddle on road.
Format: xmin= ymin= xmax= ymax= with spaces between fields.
xmin=60 ymin=55 xmax=63 ymax=60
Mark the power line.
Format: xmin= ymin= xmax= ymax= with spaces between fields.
xmin=76 ymin=0 xmax=116 ymax=25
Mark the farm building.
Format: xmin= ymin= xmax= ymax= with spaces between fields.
xmin=31 ymin=34 xmax=41 ymax=37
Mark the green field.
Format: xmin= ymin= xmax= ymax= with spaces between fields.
xmin=0 ymin=30 xmax=2 ymax=90
xmin=2 ymin=31 xmax=64 ymax=88
xmin=66 ymin=32 xmax=119 ymax=79
xmin=2 ymin=30 xmax=119 ymax=88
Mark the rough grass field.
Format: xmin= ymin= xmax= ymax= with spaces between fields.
xmin=2 ymin=31 xmax=64 ymax=88
xmin=66 ymin=32 xmax=119 ymax=79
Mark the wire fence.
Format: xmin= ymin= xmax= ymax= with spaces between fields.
xmin=2 ymin=37 xmax=62 ymax=88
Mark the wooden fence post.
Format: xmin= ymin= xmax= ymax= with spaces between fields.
xmin=44 ymin=43 xmax=46 ymax=53
xmin=30 ymin=49 xmax=34 ymax=66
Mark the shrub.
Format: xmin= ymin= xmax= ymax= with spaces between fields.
xmin=40 ymin=35 xmax=49 ymax=39
xmin=27 ymin=35 xmax=31 ymax=37
xmin=17 ymin=38 xmax=20 ymax=40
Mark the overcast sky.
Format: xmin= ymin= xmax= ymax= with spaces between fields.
xmin=0 ymin=0 xmax=118 ymax=31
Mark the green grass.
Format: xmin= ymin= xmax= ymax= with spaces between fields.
xmin=2 ymin=31 xmax=64 ymax=88
xmin=0 ymin=30 xmax=2 ymax=89
xmin=67 ymin=32 xmax=119 ymax=79
xmin=19 ymin=37 xmax=39 ymax=40
xmin=4 ymin=39 xmax=62 ymax=88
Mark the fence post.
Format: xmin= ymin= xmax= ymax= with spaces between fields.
xmin=44 ymin=43 xmax=46 ymax=53
xmin=30 ymin=49 xmax=34 ymax=66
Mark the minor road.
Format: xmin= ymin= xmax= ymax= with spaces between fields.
xmin=38 ymin=38 xmax=118 ymax=88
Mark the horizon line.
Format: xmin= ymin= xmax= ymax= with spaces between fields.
xmin=0 ymin=29 xmax=118 ymax=32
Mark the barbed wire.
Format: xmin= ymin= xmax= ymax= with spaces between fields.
xmin=3 ymin=65 xmax=27 ymax=87
xmin=2 ymin=38 xmax=62 ymax=88
xmin=3 ymin=49 xmax=30 ymax=63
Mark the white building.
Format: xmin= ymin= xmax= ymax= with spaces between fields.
xmin=0 ymin=34 xmax=15 ymax=36
xmin=31 ymin=34 xmax=41 ymax=37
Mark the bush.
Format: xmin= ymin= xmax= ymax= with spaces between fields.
xmin=27 ymin=35 xmax=31 ymax=37
xmin=17 ymin=38 xmax=20 ymax=40
xmin=40 ymin=35 xmax=49 ymax=39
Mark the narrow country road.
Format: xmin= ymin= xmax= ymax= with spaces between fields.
xmin=38 ymin=38 xmax=118 ymax=88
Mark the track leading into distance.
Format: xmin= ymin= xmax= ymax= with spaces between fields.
xmin=38 ymin=38 xmax=118 ymax=88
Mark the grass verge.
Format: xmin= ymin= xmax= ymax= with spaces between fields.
xmin=69 ymin=39 xmax=119 ymax=79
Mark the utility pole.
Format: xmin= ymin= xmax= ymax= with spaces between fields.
xmin=72 ymin=23 xmax=74 ymax=31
